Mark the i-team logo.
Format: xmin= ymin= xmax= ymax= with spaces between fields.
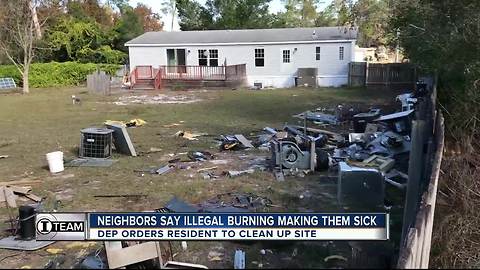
xmin=35 ymin=213 xmax=85 ymax=241
xmin=36 ymin=218 xmax=54 ymax=235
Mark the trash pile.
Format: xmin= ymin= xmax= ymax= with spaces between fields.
xmin=203 ymin=89 xmax=422 ymax=212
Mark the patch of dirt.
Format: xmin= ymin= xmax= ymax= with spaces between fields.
xmin=113 ymin=94 xmax=202 ymax=105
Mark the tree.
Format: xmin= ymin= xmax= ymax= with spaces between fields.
xmin=390 ymin=0 xmax=480 ymax=139
xmin=134 ymin=3 xmax=163 ymax=32
xmin=314 ymin=4 xmax=337 ymax=27
xmin=0 ymin=0 xmax=44 ymax=94
xmin=175 ymin=0 xmax=274 ymax=30
xmin=112 ymin=6 xmax=143 ymax=52
xmin=208 ymin=0 xmax=273 ymax=29
xmin=162 ymin=0 xmax=177 ymax=31
xmin=351 ymin=0 xmax=390 ymax=47
xmin=281 ymin=0 xmax=321 ymax=27
xmin=175 ymin=0 xmax=213 ymax=30
xmin=66 ymin=0 xmax=114 ymax=27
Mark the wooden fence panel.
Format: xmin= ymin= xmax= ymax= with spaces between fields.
xmin=348 ymin=62 xmax=366 ymax=86
xmin=348 ymin=62 xmax=416 ymax=89
xmin=397 ymin=111 xmax=444 ymax=269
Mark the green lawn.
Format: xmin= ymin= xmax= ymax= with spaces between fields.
xmin=0 ymin=86 xmax=397 ymax=268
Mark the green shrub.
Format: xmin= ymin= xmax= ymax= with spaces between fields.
xmin=77 ymin=46 xmax=127 ymax=64
xmin=0 ymin=62 xmax=121 ymax=88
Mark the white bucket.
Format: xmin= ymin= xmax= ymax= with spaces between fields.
xmin=46 ymin=151 xmax=64 ymax=173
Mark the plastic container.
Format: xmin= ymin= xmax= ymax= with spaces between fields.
xmin=46 ymin=151 xmax=64 ymax=173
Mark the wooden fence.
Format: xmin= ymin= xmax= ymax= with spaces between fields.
xmin=86 ymin=70 xmax=111 ymax=95
xmin=349 ymin=62 xmax=416 ymax=89
xmin=397 ymin=78 xmax=445 ymax=268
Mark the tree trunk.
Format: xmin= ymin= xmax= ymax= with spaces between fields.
xmin=23 ymin=69 xmax=29 ymax=94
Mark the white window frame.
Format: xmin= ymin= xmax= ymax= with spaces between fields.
xmin=282 ymin=49 xmax=290 ymax=63
xmin=209 ymin=49 xmax=218 ymax=66
xmin=198 ymin=49 xmax=219 ymax=66
xmin=316 ymin=46 xmax=321 ymax=60
xmin=255 ymin=48 xmax=265 ymax=67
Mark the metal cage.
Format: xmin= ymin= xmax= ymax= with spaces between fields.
xmin=79 ymin=128 xmax=113 ymax=158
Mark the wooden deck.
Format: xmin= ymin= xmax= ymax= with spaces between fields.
xmin=130 ymin=64 xmax=246 ymax=89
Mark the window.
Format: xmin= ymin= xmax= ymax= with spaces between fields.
xmin=255 ymin=48 xmax=264 ymax=67
xmin=198 ymin=50 xmax=208 ymax=66
xmin=339 ymin=46 xmax=344 ymax=60
xmin=198 ymin=49 xmax=218 ymax=66
xmin=209 ymin=49 xmax=218 ymax=66
xmin=282 ymin=50 xmax=290 ymax=63
xmin=316 ymin=47 xmax=321 ymax=60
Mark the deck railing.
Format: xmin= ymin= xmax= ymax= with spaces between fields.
xmin=129 ymin=64 xmax=247 ymax=89
xmin=159 ymin=65 xmax=227 ymax=81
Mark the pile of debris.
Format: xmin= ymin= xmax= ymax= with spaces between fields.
xmin=161 ymin=192 xmax=273 ymax=213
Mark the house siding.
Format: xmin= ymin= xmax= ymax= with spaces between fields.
xmin=128 ymin=40 xmax=355 ymax=88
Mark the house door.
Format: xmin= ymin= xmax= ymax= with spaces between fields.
xmin=167 ymin=49 xmax=186 ymax=73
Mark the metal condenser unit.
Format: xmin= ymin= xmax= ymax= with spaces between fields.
xmin=79 ymin=127 xmax=113 ymax=158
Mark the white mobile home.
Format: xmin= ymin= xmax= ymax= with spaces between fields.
xmin=126 ymin=27 xmax=357 ymax=88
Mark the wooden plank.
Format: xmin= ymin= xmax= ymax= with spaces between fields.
xmin=25 ymin=193 xmax=42 ymax=202
xmin=234 ymin=134 xmax=254 ymax=148
xmin=7 ymin=186 xmax=31 ymax=195
xmin=4 ymin=187 xmax=17 ymax=208
xmin=105 ymin=241 xmax=126 ymax=269
xmin=0 ymin=179 xmax=42 ymax=186
xmin=106 ymin=241 xmax=161 ymax=269
xmin=291 ymin=125 xmax=338 ymax=136
xmin=0 ymin=186 xmax=5 ymax=202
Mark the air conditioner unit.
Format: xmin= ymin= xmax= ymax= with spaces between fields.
xmin=79 ymin=127 xmax=113 ymax=158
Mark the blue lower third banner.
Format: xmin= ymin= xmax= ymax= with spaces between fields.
xmin=36 ymin=213 xmax=389 ymax=241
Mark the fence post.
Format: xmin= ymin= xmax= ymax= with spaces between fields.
xmin=365 ymin=62 xmax=369 ymax=86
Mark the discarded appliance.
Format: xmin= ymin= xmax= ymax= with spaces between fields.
xmin=234 ymin=249 xmax=246 ymax=269
xmin=270 ymin=140 xmax=311 ymax=170
xmin=374 ymin=109 xmax=414 ymax=135
xmin=352 ymin=109 xmax=381 ymax=133
xmin=367 ymin=131 xmax=411 ymax=157
xmin=348 ymin=133 xmax=377 ymax=145
xmin=396 ymin=93 xmax=417 ymax=111
xmin=332 ymin=143 xmax=371 ymax=162
xmin=270 ymin=125 xmax=329 ymax=173
xmin=79 ymin=127 xmax=114 ymax=158
xmin=105 ymin=123 xmax=137 ymax=156
xmin=337 ymin=162 xmax=385 ymax=210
